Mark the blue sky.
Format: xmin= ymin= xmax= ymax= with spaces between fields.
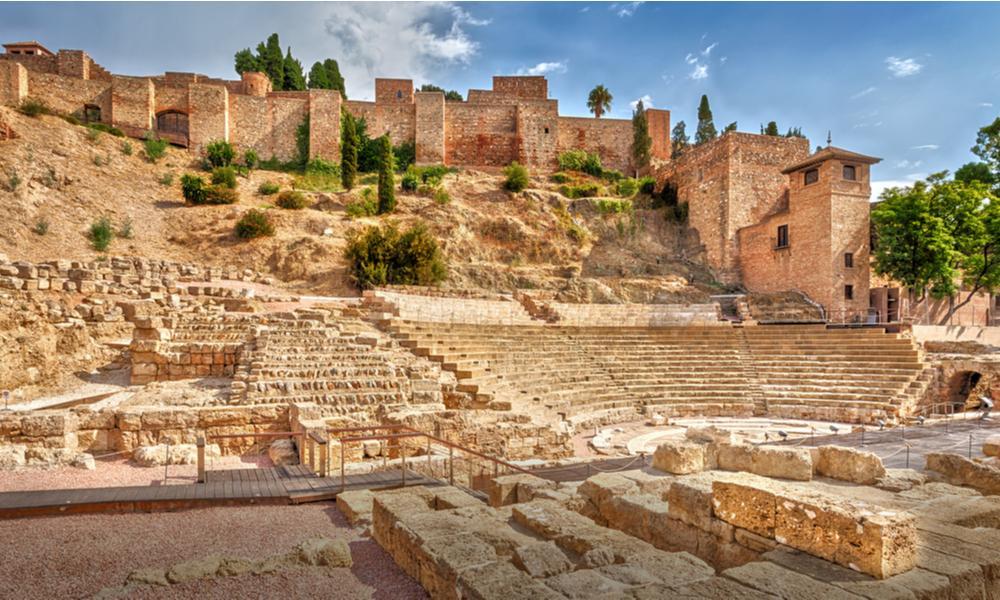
xmin=2 ymin=2 xmax=998 ymax=194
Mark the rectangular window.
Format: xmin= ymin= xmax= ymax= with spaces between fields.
xmin=804 ymin=168 xmax=819 ymax=185
xmin=776 ymin=224 xmax=789 ymax=249
xmin=845 ymin=285 xmax=854 ymax=301
xmin=843 ymin=165 xmax=857 ymax=181
xmin=844 ymin=252 xmax=854 ymax=268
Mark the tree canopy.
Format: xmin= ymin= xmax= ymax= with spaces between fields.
xmin=695 ymin=95 xmax=717 ymax=144
xmin=234 ymin=33 xmax=344 ymax=94
xmin=587 ymin=85 xmax=613 ymax=118
xmin=631 ymin=99 xmax=652 ymax=169
xmin=671 ymin=121 xmax=690 ymax=158
xmin=419 ymin=84 xmax=463 ymax=101
xmin=308 ymin=59 xmax=347 ymax=98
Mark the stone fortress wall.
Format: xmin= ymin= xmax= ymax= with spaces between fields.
xmin=0 ymin=44 xmax=669 ymax=173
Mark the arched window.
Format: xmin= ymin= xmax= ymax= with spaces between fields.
xmin=156 ymin=111 xmax=188 ymax=136
xmin=83 ymin=104 xmax=101 ymax=124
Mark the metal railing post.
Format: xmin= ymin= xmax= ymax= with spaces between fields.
xmin=319 ymin=436 xmax=328 ymax=478
xmin=427 ymin=436 xmax=432 ymax=476
xmin=449 ymin=446 xmax=454 ymax=485
xmin=196 ymin=436 xmax=206 ymax=484
xmin=402 ymin=440 xmax=407 ymax=487
xmin=340 ymin=440 xmax=346 ymax=491
xmin=307 ymin=436 xmax=315 ymax=472
xmin=164 ymin=439 xmax=171 ymax=485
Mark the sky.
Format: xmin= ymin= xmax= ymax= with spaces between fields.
xmin=2 ymin=1 xmax=998 ymax=196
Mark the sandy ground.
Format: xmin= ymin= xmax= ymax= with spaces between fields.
xmin=0 ymin=503 xmax=427 ymax=600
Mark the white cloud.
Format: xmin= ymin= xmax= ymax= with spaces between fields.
xmin=630 ymin=94 xmax=654 ymax=110
xmin=850 ymin=86 xmax=877 ymax=100
xmin=701 ymin=42 xmax=718 ymax=56
xmin=611 ymin=2 xmax=644 ymax=17
xmin=910 ymin=144 xmax=939 ymax=150
xmin=896 ymin=160 xmax=923 ymax=169
xmin=580 ymin=6 xmax=590 ymax=12
xmin=871 ymin=180 xmax=915 ymax=199
xmin=685 ymin=53 xmax=698 ymax=65
xmin=689 ymin=64 xmax=709 ymax=80
xmin=720 ymin=56 xmax=728 ymax=64
xmin=853 ymin=121 xmax=883 ymax=129
xmin=981 ymin=102 xmax=994 ymax=108
xmin=885 ymin=56 xmax=923 ymax=78
xmin=517 ymin=61 xmax=567 ymax=76
xmin=323 ymin=3 xmax=488 ymax=98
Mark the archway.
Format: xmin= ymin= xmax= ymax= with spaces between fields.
xmin=946 ymin=370 xmax=983 ymax=412
xmin=155 ymin=110 xmax=189 ymax=145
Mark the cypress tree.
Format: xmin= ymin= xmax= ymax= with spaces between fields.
xmin=323 ymin=59 xmax=347 ymax=98
xmin=764 ymin=121 xmax=780 ymax=136
xmin=376 ymin=135 xmax=395 ymax=214
xmin=260 ymin=34 xmax=284 ymax=91
xmin=308 ymin=62 xmax=331 ymax=89
xmin=695 ymin=94 xmax=717 ymax=145
xmin=341 ymin=111 xmax=358 ymax=190
xmin=631 ymin=99 xmax=652 ymax=169
xmin=234 ymin=48 xmax=259 ymax=75
xmin=671 ymin=121 xmax=690 ymax=157
xmin=283 ymin=48 xmax=306 ymax=91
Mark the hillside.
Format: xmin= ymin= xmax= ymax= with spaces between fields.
xmin=0 ymin=106 xmax=719 ymax=301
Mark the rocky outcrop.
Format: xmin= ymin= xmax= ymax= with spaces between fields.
xmin=926 ymin=452 xmax=1000 ymax=496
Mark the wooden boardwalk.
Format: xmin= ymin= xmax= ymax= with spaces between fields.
xmin=0 ymin=466 xmax=437 ymax=519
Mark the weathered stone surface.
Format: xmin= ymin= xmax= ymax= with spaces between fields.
xmin=512 ymin=541 xmax=574 ymax=578
xmin=544 ymin=569 xmax=632 ymax=598
xmin=126 ymin=568 xmax=169 ymax=586
xmin=132 ymin=443 xmax=220 ymax=466
xmin=653 ymin=441 xmax=706 ymax=474
xmin=876 ymin=469 xmax=926 ymax=493
xmin=723 ymin=560 xmax=862 ymax=600
xmin=166 ymin=555 xmax=224 ymax=583
xmin=267 ymin=438 xmax=299 ymax=466
xmin=814 ymin=445 xmax=886 ymax=485
xmin=750 ymin=445 xmax=812 ymax=481
xmin=716 ymin=442 xmax=753 ymax=472
xmin=659 ymin=577 xmax=780 ymax=599
xmin=296 ymin=537 xmax=352 ymax=568
xmin=0 ymin=444 xmax=26 ymax=469
xmin=457 ymin=560 xmax=563 ymax=600
xmin=926 ymin=452 xmax=1000 ymax=495
xmin=985 ymin=435 xmax=1000 ymax=458
xmin=336 ymin=489 xmax=374 ymax=526
xmin=487 ymin=473 xmax=556 ymax=507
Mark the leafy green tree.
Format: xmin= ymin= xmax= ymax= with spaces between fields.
xmin=764 ymin=121 xmax=779 ymax=136
xmin=955 ymin=162 xmax=997 ymax=187
xmin=323 ymin=59 xmax=346 ymax=98
xmin=671 ymin=121 xmax=690 ymax=158
xmin=872 ymin=175 xmax=1000 ymax=322
xmin=258 ymin=34 xmax=285 ymax=91
xmin=341 ymin=111 xmax=359 ymax=190
xmin=234 ymin=49 xmax=259 ymax=75
xmin=376 ymin=135 xmax=395 ymax=214
xmin=587 ymin=85 xmax=613 ymax=118
xmin=972 ymin=117 xmax=1000 ymax=177
xmin=695 ymin=95 xmax=717 ymax=144
xmin=723 ymin=122 xmax=737 ymax=133
xmin=631 ymin=99 xmax=652 ymax=169
xmin=419 ymin=84 xmax=462 ymax=101
xmin=785 ymin=126 xmax=805 ymax=139
xmin=283 ymin=48 xmax=306 ymax=91
xmin=307 ymin=62 xmax=330 ymax=89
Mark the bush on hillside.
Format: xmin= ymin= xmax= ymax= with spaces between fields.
xmin=181 ymin=174 xmax=206 ymax=204
xmin=559 ymin=182 xmax=603 ymax=199
xmin=243 ymin=149 xmax=259 ymax=170
xmin=203 ymin=185 xmax=238 ymax=205
xmin=615 ymin=178 xmax=638 ymax=197
xmin=258 ymin=181 xmax=280 ymax=195
xmin=19 ymin=98 xmax=52 ymax=117
xmin=143 ymin=132 xmax=168 ymax=162
xmin=558 ymin=149 xmax=605 ymax=178
xmin=344 ymin=221 xmax=446 ymax=289
xmin=205 ymin=140 xmax=236 ymax=168
xmin=503 ymin=162 xmax=530 ymax=192
xmin=211 ymin=166 xmax=238 ymax=189
xmin=401 ymin=170 xmax=419 ymax=192
xmin=550 ymin=172 xmax=571 ymax=184
xmin=88 ymin=122 xmax=124 ymax=137
xmin=345 ymin=187 xmax=378 ymax=217
xmin=235 ymin=209 xmax=275 ymax=238
xmin=88 ymin=217 xmax=114 ymax=251
xmin=638 ymin=176 xmax=656 ymax=195
xmin=276 ymin=190 xmax=308 ymax=209
xmin=294 ymin=158 xmax=341 ymax=192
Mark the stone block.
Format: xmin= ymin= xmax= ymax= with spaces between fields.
xmin=985 ymin=435 xmax=1000 ymax=458
xmin=511 ymin=541 xmax=573 ymax=578
xmin=926 ymin=452 xmax=1000 ymax=496
xmin=750 ymin=445 xmax=812 ymax=481
xmin=487 ymin=473 xmax=556 ymax=507
xmin=652 ymin=440 xmax=706 ymax=474
xmin=814 ymin=445 xmax=886 ymax=485
xmin=336 ymin=489 xmax=374 ymax=526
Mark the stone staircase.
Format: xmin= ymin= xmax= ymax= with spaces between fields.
xmin=386 ymin=320 xmax=931 ymax=425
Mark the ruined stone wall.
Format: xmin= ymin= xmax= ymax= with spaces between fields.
xmin=267 ymin=94 xmax=308 ymax=161
xmin=375 ymin=78 xmax=414 ymax=104
xmin=414 ymin=91 xmax=445 ymax=164
xmin=155 ymin=85 xmax=188 ymax=114
xmin=25 ymin=70 xmax=110 ymax=118
xmin=344 ymin=99 xmax=416 ymax=147
xmin=445 ymin=102 xmax=518 ymax=167
xmin=0 ymin=53 xmax=57 ymax=75
xmin=557 ymin=116 xmax=633 ymax=173
xmin=308 ymin=89 xmax=341 ymax=161
xmin=110 ymin=76 xmax=154 ymax=133
xmin=57 ymin=49 xmax=90 ymax=79
xmin=647 ymin=108 xmax=671 ymax=162
xmin=492 ymin=75 xmax=547 ymax=99
xmin=0 ymin=60 xmax=27 ymax=107
xmin=187 ymin=82 xmax=228 ymax=151
xmin=515 ymin=100 xmax=559 ymax=169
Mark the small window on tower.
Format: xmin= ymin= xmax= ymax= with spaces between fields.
xmin=396 ymin=90 xmax=402 ymax=99
xmin=544 ymin=127 xmax=549 ymax=134
xmin=776 ymin=224 xmax=789 ymax=249
xmin=844 ymin=252 xmax=854 ymax=268
xmin=804 ymin=168 xmax=819 ymax=185
xmin=843 ymin=165 xmax=857 ymax=181
xmin=845 ymin=285 xmax=854 ymax=301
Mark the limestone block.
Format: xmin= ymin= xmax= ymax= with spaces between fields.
xmin=926 ymin=452 xmax=1000 ymax=496
xmin=750 ymin=445 xmax=813 ymax=481
xmin=814 ymin=445 xmax=886 ymax=485
xmin=544 ymin=568 xmax=633 ymax=598
xmin=577 ymin=472 xmax=638 ymax=512
xmin=716 ymin=442 xmax=753 ymax=472
xmin=711 ymin=476 xmax=781 ymax=538
xmin=512 ymin=541 xmax=574 ymax=578
xmin=686 ymin=425 xmax=735 ymax=445
xmin=132 ymin=443 xmax=220 ymax=466
xmin=984 ymin=435 xmax=1000 ymax=458
xmin=667 ymin=473 xmax=717 ymax=530
xmin=0 ymin=444 xmax=27 ymax=469
xmin=487 ymin=473 xmax=556 ymax=507
xmin=652 ymin=441 xmax=706 ymax=475
xmin=723 ymin=560 xmax=864 ymax=600
xmin=456 ymin=560 xmax=563 ymax=600
xmin=432 ymin=487 xmax=483 ymax=510
xmin=296 ymin=537 xmax=352 ymax=568
xmin=166 ymin=556 xmax=224 ymax=583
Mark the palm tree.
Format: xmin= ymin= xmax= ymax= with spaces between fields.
xmin=587 ymin=85 xmax=613 ymax=119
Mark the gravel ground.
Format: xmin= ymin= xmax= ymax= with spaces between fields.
xmin=0 ymin=503 xmax=427 ymax=600
xmin=0 ymin=455 xmax=273 ymax=492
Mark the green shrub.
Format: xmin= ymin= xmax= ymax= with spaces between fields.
xmin=235 ymin=209 xmax=275 ymax=239
xmin=601 ymin=169 xmax=625 ymax=183
xmin=276 ymin=190 xmax=308 ymax=209
xmin=117 ymin=217 xmax=134 ymax=239
xmin=205 ymin=140 xmax=235 ymax=168
xmin=243 ymin=149 xmax=259 ymax=170
xmin=159 ymin=173 xmax=174 ymax=186
xmin=503 ymin=162 xmax=530 ymax=192
xmin=92 ymin=154 xmax=109 ymax=167
xmin=433 ymin=188 xmax=451 ymax=205
xmin=345 ymin=187 xmax=378 ymax=217
xmin=295 ymin=115 xmax=310 ymax=169
xmin=376 ymin=136 xmax=395 ymax=214
xmin=638 ymin=176 xmax=656 ymax=195
xmin=62 ymin=114 xmax=81 ymax=126
xmin=344 ymin=221 xmax=446 ymax=289
xmin=181 ymin=174 xmax=206 ymax=204
xmin=202 ymin=185 xmax=239 ymax=205
xmin=295 ymin=158 xmax=341 ymax=192
xmin=88 ymin=217 xmax=114 ymax=251
xmin=558 ymin=149 xmax=588 ymax=172
xmin=401 ymin=169 xmax=420 ymax=192
xmin=306 ymin=158 xmax=340 ymax=175
xmin=393 ymin=141 xmax=416 ymax=172
xmin=19 ymin=98 xmax=51 ymax=117
xmin=121 ymin=141 xmax=133 ymax=156
xmin=257 ymin=157 xmax=302 ymax=172
xmin=211 ymin=166 xmax=238 ymax=189
xmin=615 ymin=178 xmax=638 ymax=197
xmin=5 ymin=170 xmax=21 ymax=192
xmin=593 ymin=198 xmax=633 ymax=215
xmin=86 ymin=128 xmax=101 ymax=143
xmin=258 ymin=181 xmax=280 ymax=195
xmin=559 ymin=182 xmax=603 ymax=199
xmin=32 ymin=218 xmax=49 ymax=236
xmin=550 ymin=172 xmax=571 ymax=184
xmin=143 ymin=132 xmax=168 ymax=162
xmin=87 ymin=123 xmax=124 ymax=137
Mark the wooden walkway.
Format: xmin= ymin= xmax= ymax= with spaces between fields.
xmin=0 ymin=466 xmax=437 ymax=519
